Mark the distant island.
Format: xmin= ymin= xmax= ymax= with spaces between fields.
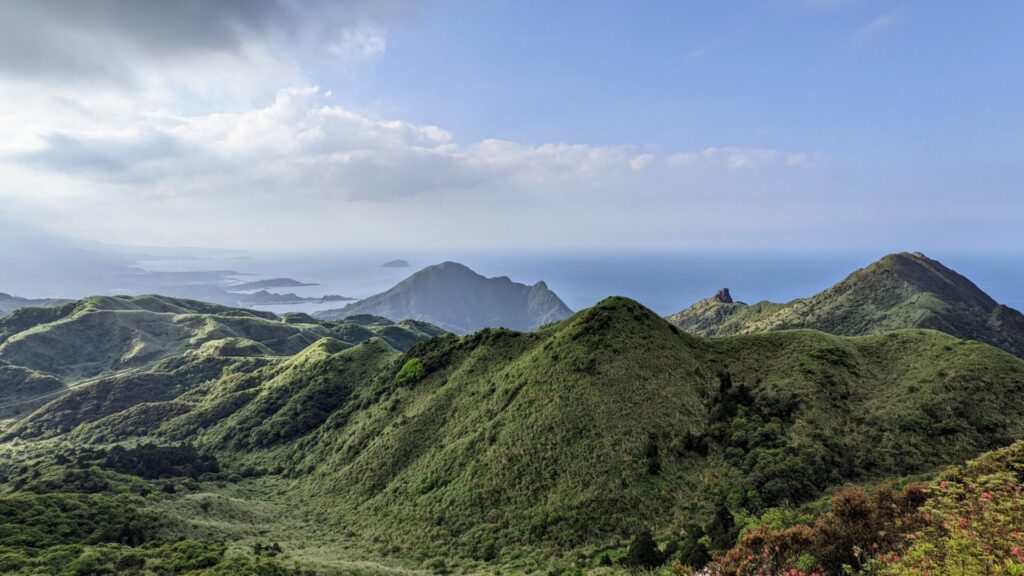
xmin=234 ymin=291 xmax=356 ymax=307
xmin=381 ymin=259 xmax=410 ymax=268
xmin=228 ymin=277 xmax=318 ymax=291
xmin=316 ymin=261 xmax=573 ymax=334
xmin=321 ymin=294 xmax=356 ymax=302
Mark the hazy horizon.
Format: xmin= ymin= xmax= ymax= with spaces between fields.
xmin=4 ymin=222 xmax=1024 ymax=315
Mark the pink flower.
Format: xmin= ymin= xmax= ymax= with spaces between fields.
xmin=1011 ymin=546 xmax=1024 ymax=562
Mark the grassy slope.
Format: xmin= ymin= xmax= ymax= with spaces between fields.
xmin=667 ymin=252 xmax=1024 ymax=358
xmin=0 ymin=295 xmax=442 ymax=429
xmin=25 ymin=297 xmax=1007 ymax=567
xmin=283 ymin=298 xmax=1024 ymax=564
xmin=0 ymin=295 xmax=441 ymax=382
xmin=3 ymin=296 xmax=1024 ymax=572
xmin=0 ymin=362 xmax=64 ymax=418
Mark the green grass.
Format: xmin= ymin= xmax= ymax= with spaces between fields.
xmin=2 ymin=294 xmax=1024 ymax=573
xmin=667 ymin=252 xmax=1024 ymax=358
xmin=0 ymin=294 xmax=442 ymax=382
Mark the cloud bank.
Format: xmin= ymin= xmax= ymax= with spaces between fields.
xmin=0 ymin=1 xmax=831 ymax=250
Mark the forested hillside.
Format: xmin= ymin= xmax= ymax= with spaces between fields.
xmin=2 ymin=296 xmax=1022 ymax=574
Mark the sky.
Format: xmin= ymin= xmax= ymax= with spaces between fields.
xmin=0 ymin=0 xmax=1022 ymax=251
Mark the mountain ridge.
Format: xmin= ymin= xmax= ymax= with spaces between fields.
xmin=667 ymin=251 xmax=1024 ymax=357
xmin=0 ymin=294 xmax=444 ymax=420
xmin=6 ymin=295 xmax=1024 ymax=570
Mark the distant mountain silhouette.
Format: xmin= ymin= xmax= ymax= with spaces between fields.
xmin=0 ymin=292 xmax=70 ymax=318
xmin=315 ymin=261 xmax=573 ymax=334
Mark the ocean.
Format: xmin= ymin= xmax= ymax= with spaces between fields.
xmin=136 ymin=250 xmax=1024 ymax=316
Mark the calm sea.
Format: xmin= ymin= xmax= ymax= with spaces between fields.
xmin=137 ymin=250 xmax=1024 ymax=316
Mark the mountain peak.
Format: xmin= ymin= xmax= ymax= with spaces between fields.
xmin=316 ymin=262 xmax=572 ymax=334
xmin=714 ymin=288 xmax=734 ymax=303
xmin=858 ymin=252 xmax=997 ymax=310
xmin=565 ymin=296 xmax=674 ymax=340
xmin=667 ymin=251 xmax=1024 ymax=357
xmin=411 ymin=261 xmax=479 ymax=278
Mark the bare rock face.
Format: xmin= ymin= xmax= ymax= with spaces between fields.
xmin=714 ymin=288 xmax=734 ymax=304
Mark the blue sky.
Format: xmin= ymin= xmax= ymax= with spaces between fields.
xmin=0 ymin=1 xmax=1021 ymax=250
xmin=356 ymin=1 xmax=1024 ymax=156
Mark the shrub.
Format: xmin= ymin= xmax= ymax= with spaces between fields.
xmin=624 ymin=530 xmax=664 ymax=569
xmin=709 ymin=483 xmax=929 ymax=575
xmin=396 ymin=358 xmax=427 ymax=384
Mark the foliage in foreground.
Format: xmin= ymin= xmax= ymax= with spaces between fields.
xmin=706 ymin=440 xmax=1024 ymax=576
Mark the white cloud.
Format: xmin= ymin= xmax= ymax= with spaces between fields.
xmin=665 ymin=147 xmax=819 ymax=169
xmin=0 ymin=1 xmax=835 ymax=251
xmin=0 ymin=80 xmax=827 ymax=249
xmin=629 ymin=154 xmax=656 ymax=171
xmin=330 ymin=25 xmax=388 ymax=60
xmin=4 ymin=86 xmax=644 ymax=204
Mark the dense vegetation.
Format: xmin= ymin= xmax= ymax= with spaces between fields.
xmin=667 ymin=252 xmax=1024 ymax=358
xmin=0 ymin=287 xmax=1022 ymax=573
xmin=706 ymin=440 xmax=1024 ymax=576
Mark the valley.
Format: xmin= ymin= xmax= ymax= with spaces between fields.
xmin=1 ymin=254 xmax=1024 ymax=574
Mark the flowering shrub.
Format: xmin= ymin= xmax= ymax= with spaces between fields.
xmin=707 ymin=441 xmax=1024 ymax=576
xmin=878 ymin=467 xmax=1024 ymax=575
xmin=707 ymin=484 xmax=927 ymax=575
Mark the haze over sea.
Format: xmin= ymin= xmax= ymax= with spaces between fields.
xmin=136 ymin=250 xmax=1024 ymax=317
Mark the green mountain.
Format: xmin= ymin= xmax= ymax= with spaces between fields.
xmin=315 ymin=261 xmax=573 ymax=334
xmin=667 ymin=252 xmax=1024 ymax=357
xmin=3 ymin=296 xmax=1023 ymax=574
xmin=0 ymin=295 xmax=443 ymax=420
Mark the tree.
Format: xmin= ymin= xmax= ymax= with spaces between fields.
xmin=624 ymin=530 xmax=664 ymax=569
xmin=708 ymin=501 xmax=737 ymax=551
xmin=644 ymin=434 xmax=661 ymax=475
xmin=396 ymin=358 xmax=426 ymax=384
xmin=677 ymin=524 xmax=711 ymax=569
